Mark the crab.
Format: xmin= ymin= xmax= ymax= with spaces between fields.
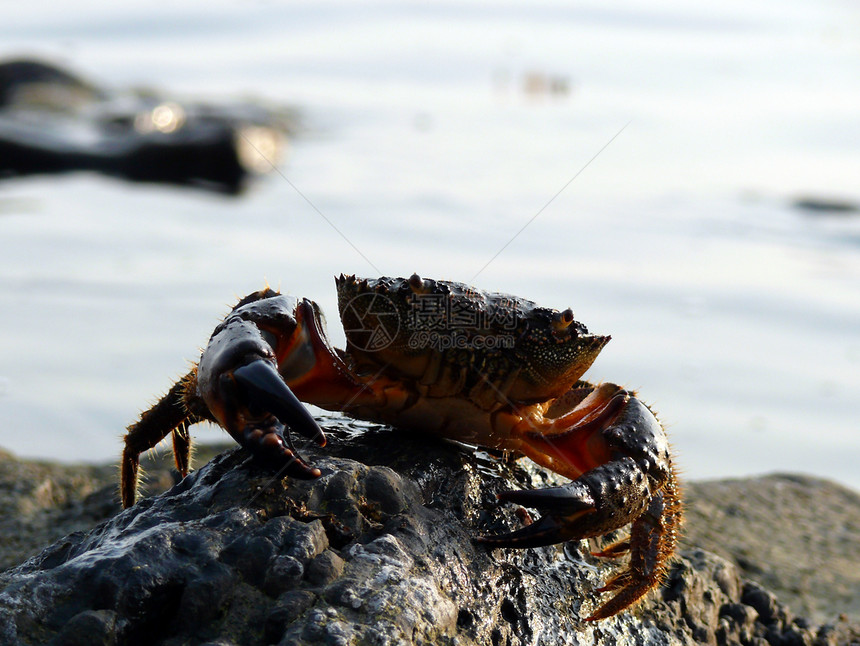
xmin=121 ymin=274 xmax=682 ymax=621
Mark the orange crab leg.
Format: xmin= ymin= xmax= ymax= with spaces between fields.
xmin=273 ymin=299 xmax=382 ymax=410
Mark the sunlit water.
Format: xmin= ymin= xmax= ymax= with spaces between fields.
xmin=1 ymin=1 xmax=859 ymax=490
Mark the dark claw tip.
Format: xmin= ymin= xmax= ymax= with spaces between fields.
xmin=497 ymin=483 xmax=595 ymax=515
xmin=233 ymin=359 xmax=327 ymax=446
xmin=476 ymin=515 xmax=564 ymax=549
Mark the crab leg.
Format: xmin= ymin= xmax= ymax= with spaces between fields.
xmin=121 ymin=372 xmax=207 ymax=508
xmin=479 ymin=386 xmax=682 ymax=621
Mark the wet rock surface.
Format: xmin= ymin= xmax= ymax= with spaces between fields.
xmin=0 ymin=418 xmax=858 ymax=645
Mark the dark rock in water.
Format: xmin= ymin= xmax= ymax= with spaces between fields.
xmin=0 ymin=58 xmax=294 ymax=194
xmin=792 ymin=197 xmax=859 ymax=214
xmin=1 ymin=420 xmax=858 ymax=645
xmin=0 ymin=59 xmax=104 ymax=108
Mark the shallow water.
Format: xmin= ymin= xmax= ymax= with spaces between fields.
xmin=1 ymin=1 xmax=859 ymax=490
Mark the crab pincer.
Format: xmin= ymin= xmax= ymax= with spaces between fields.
xmin=194 ymin=298 xmax=327 ymax=477
xmin=479 ymin=389 xmax=682 ymax=621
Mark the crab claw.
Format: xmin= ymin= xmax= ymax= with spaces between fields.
xmin=195 ymin=299 xmax=328 ymax=478
xmin=479 ymin=458 xmax=675 ymax=622
xmin=476 ymin=514 xmax=571 ymax=548
xmin=237 ymin=419 xmax=322 ymax=479
xmin=477 ymin=484 xmax=594 ymax=548
xmin=213 ymin=358 xmax=324 ymax=479
xmin=478 ymin=458 xmax=651 ymax=549
xmin=479 ymin=389 xmax=683 ymax=621
xmin=233 ymin=360 xmax=327 ymax=448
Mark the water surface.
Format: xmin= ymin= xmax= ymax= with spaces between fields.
xmin=1 ymin=0 xmax=858 ymax=490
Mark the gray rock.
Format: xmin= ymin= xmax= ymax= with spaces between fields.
xmin=0 ymin=419 xmax=858 ymax=645
xmin=0 ymin=443 xmax=230 ymax=572
xmin=0 ymin=448 xmax=117 ymax=572
xmin=684 ymin=474 xmax=860 ymax=624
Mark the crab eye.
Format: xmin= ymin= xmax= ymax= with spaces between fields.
xmin=408 ymin=273 xmax=426 ymax=293
xmin=553 ymin=308 xmax=575 ymax=331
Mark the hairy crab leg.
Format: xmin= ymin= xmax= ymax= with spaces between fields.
xmin=588 ymin=482 xmax=682 ymax=620
xmin=121 ymin=371 xmax=206 ymax=508
xmin=171 ymin=424 xmax=191 ymax=476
